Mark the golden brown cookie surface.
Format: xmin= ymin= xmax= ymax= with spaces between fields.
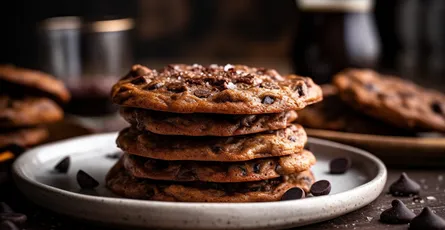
xmin=123 ymin=150 xmax=316 ymax=183
xmin=334 ymin=68 xmax=445 ymax=132
xmin=111 ymin=64 xmax=322 ymax=114
xmin=116 ymin=125 xmax=307 ymax=162
xmin=106 ymin=159 xmax=315 ymax=202
xmin=0 ymin=96 xmax=63 ymax=128
xmin=120 ymin=107 xmax=298 ymax=136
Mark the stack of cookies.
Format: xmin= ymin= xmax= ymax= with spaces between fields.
xmin=0 ymin=65 xmax=70 ymax=152
xmin=298 ymin=68 xmax=445 ymax=135
xmin=106 ymin=64 xmax=323 ymax=202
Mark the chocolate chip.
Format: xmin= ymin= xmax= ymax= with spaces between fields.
xmin=194 ymin=89 xmax=211 ymax=98
xmin=288 ymin=136 xmax=297 ymax=142
xmin=211 ymin=146 xmax=222 ymax=153
xmin=253 ymin=163 xmax=261 ymax=174
xmin=281 ymin=187 xmax=305 ymax=200
xmin=238 ymin=166 xmax=247 ymax=176
xmin=262 ymin=96 xmax=275 ymax=104
xmin=310 ymin=180 xmax=331 ymax=196
xmin=143 ymin=82 xmax=163 ymax=91
xmin=389 ymin=173 xmax=420 ymax=196
xmin=54 ymin=156 xmax=70 ymax=173
xmin=105 ymin=152 xmax=122 ymax=160
xmin=236 ymin=75 xmax=254 ymax=84
xmin=295 ymin=84 xmax=306 ymax=96
xmin=329 ymin=157 xmax=351 ymax=174
xmin=379 ymin=199 xmax=415 ymax=224
xmin=76 ymin=170 xmax=99 ymax=189
xmin=130 ymin=76 xmax=148 ymax=85
xmin=167 ymin=83 xmax=186 ymax=93
xmin=0 ymin=213 xmax=27 ymax=224
xmin=431 ymin=101 xmax=443 ymax=115
xmin=409 ymin=207 xmax=445 ymax=230
xmin=0 ymin=203 xmax=13 ymax=213
xmin=0 ymin=221 xmax=19 ymax=230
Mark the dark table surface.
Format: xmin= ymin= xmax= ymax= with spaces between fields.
xmin=1 ymin=118 xmax=444 ymax=230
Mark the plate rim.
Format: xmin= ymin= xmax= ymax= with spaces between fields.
xmin=306 ymin=128 xmax=445 ymax=147
xmin=12 ymin=132 xmax=387 ymax=208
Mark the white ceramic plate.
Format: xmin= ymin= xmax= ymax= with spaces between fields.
xmin=12 ymin=133 xmax=387 ymax=230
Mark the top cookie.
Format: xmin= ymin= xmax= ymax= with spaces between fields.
xmin=0 ymin=65 xmax=70 ymax=103
xmin=111 ymin=64 xmax=322 ymax=114
xmin=333 ymin=68 xmax=445 ymax=132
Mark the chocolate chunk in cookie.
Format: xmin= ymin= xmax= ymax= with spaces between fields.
xmin=111 ymin=64 xmax=322 ymax=114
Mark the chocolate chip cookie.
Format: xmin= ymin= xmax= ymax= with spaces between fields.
xmin=0 ymin=65 xmax=70 ymax=103
xmin=0 ymin=127 xmax=48 ymax=149
xmin=111 ymin=64 xmax=322 ymax=114
xmin=0 ymin=96 xmax=63 ymax=128
xmin=333 ymin=68 xmax=445 ymax=132
xmin=120 ymin=107 xmax=298 ymax=136
xmin=297 ymin=85 xmax=414 ymax=135
xmin=106 ymin=159 xmax=315 ymax=202
xmin=122 ymin=150 xmax=315 ymax=183
xmin=117 ymin=124 xmax=307 ymax=162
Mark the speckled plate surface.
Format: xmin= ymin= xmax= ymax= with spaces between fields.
xmin=12 ymin=132 xmax=387 ymax=230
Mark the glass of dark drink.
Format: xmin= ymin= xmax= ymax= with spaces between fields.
xmin=38 ymin=17 xmax=134 ymax=117
xmin=291 ymin=0 xmax=380 ymax=84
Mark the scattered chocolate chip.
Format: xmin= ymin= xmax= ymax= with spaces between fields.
xmin=167 ymin=83 xmax=186 ymax=93
xmin=389 ymin=173 xmax=421 ymax=196
xmin=0 ymin=221 xmax=19 ymax=230
xmin=105 ymin=152 xmax=122 ymax=160
xmin=0 ymin=213 xmax=27 ymax=224
xmin=194 ymin=89 xmax=211 ymax=98
xmin=211 ymin=146 xmax=222 ymax=153
xmin=379 ymin=199 xmax=415 ymax=224
xmin=409 ymin=207 xmax=445 ymax=230
xmin=238 ymin=166 xmax=247 ymax=176
xmin=0 ymin=203 xmax=13 ymax=213
xmin=281 ymin=187 xmax=305 ymax=201
xmin=262 ymin=96 xmax=275 ymax=104
xmin=431 ymin=102 xmax=443 ymax=115
xmin=288 ymin=136 xmax=297 ymax=142
xmin=253 ymin=163 xmax=261 ymax=174
xmin=329 ymin=157 xmax=351 ymax=174
xmin=310 ymin=180 xmax=331 ymax=196
xmin=76 ymin=170 xmax=99 ymax=189
xmin=54 ymin=156 xmax=70 ymax=173
xmin=143 ymin=82 xmax=163 ymax=91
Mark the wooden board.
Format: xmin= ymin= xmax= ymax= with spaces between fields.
xmin=305 ymin=128 xmax=445 ymax=167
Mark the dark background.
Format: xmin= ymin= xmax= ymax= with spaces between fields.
xmin=0 ymin=0 xmax=443 ymax=87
